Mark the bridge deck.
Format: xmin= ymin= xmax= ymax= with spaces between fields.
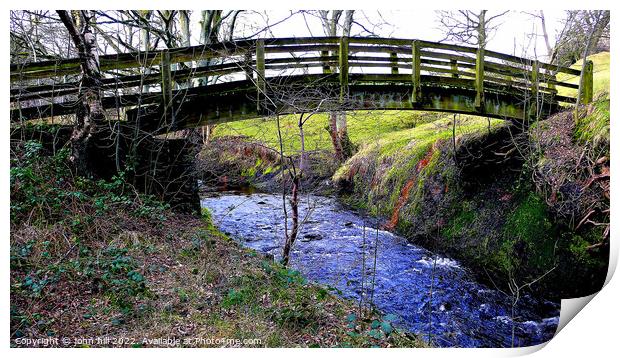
xmin=10 ymin=36 xmax=591 ymax=131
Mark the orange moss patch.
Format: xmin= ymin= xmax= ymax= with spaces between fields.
xmin=384 ymin=178 xmax=416 ymax=230
xmin=416 ymin=146 xmax=435 ymax=172
xmin=384 ymin=145 xmax=437 ymax=230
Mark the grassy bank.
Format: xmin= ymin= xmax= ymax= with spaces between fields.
xmin=10 ymin=140 xmax=425 ymax=347
xmin=213 ymin=110 xmax=444 ymax=155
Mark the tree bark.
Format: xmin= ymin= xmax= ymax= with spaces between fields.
xmin=328 ymin=112 xmax=344 ymax=161
xmin=57 ymin=10 xmax=105 ymax=177
xmin=281 ymin=174 xmax=299 ymax=267
xmin=321 ymin=10 xmax=355 ymax=161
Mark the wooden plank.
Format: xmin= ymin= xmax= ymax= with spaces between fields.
xmin=11 ymin=40 xmax=256 ymax=81
xmin=580 ymin=59 xmax=594 ymax=105
xmin=411 ymin=40 xmax=421 ymax=103
xmin=531 ymin=60 xmax=539 ymax=100
xmin=265 ymin=44 xmax=339 ymax=54
xmin=450 ymin=60 xmax=459 ymax=78
xmin=255 ymin=39 xmax=266 ymax=111
xmin=244 ymin=51 xmax=253 ymax=81
xmin=161 ymin=50 xmax=173 ymax=119
xmin=352 ymin=74 xmax=412 ymax=82
xmin=474 ymin=47 xmax=484 ymax=109
xmin=420 ymin=50 xmax=476 ymax=64
xmin=417 ymin=40 xmax=477 ymax=54
xmin=339 ymin=37 xmax=349 ymax=100
xmin=485 ymin=48 xmax=581 ymax=76
xmin=321 ymin=50 xmax=332 ymax=74
xmin=390 ymin=52 xmax=399 ymax=74
xmin=420 ymin=65 xmax=476 ymax=79
xmin=12 ymin=36 xmax=580 ymax=85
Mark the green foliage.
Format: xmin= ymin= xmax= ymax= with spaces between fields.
xmin=442 ymin=202 xmax=477 ymax=241
xmin=501 ymin=191 xmax=555 ymax=273
xmin=65 ymin=245 xmax=149 ymax=312
xmin=335 ymin=116 xmax=506 ymax=219
xmin=10 ymin=140 xmax=169 ymax=225
xmin=342 ymin=312 xmax=400 ymax=346
xmin=504 ymin=192 xmax=552 ymax=244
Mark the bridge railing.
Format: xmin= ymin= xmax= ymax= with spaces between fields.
xmin=10 ymin=36 xmax=591 ymax=122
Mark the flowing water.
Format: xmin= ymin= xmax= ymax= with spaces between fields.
xmin=201 ymin=191 xmax=560 ymax=348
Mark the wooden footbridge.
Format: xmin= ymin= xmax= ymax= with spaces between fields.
xmin=10 ymin=37 xmax=592 ymax=132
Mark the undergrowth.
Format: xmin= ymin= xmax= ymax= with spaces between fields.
xmin=10 ymin=139 xmax=424 ymax=347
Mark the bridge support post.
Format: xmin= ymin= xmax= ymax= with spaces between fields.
xmin=321 ymin=50 xmax=331 ymax=74
xmin=390 ymin=52 xmax=398 ymax=75
xmin=474 ymin=47 xmax=485 ymax=111
xmin=530 ymin=60 xmax=539 ymax=117
xmin=450 ymin=59 xmax=459 ymax=78
xmin=244 ymin=51 xmax=253 ymax=81
xmin=339 ymin=37 xmax=349 ymax=101
xmin=255 ymin=39 xmax=266 ymax=112
xmin=161 ymin=49 xmax=174 ymax=124
xmin=411 ymin=40 xmax=421 ymax=104
xmin=581 ymin=59 xmax=594 ymax=105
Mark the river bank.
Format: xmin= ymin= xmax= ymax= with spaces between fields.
xmin=199 ymin=102 xmax=609 ymax=302
xmin=201 ymin=190 xmax=560 ymax=347
xmin=10 ymin=141 xmax=424 ymax=348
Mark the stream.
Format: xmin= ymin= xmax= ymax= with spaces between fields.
xmin=201 ymin=191 xmax=560 ymax=348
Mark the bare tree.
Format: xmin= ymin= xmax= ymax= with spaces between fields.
xmin=576 ymin=11 xmax=605 ymax=108
xmin=317 ymin=10 xmax=356 ymax=161
xmin=435 ymin=10 xmax=510 ymax=49
xmin=57 ymin=10 xmax=105 ymax=176
xmin=552 ymin=10 xmax=610 ymax=66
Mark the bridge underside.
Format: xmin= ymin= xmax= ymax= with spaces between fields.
xmin=126 ymin=75 xmax=562 ymax=133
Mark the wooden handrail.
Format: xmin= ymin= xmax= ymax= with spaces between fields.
xmin=11 ymin=35 xmax=590 ymax=120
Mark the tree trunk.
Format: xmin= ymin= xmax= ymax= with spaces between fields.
xmin=477 ymin=10 xmax=487 ymax=48
xmin=336 ymin=112 xmax=353 ymax=158
xmin=539 ymin=11 xmax=553 ymax=60
xmin=576 ymin=11 xmax=601 ymax=108
xmin=281 ymin=174 xmax=300 ymax=267
xmin=57 ymin=10 xmax=105 ymax=177
xmin=328 ymin=112 xmax=344 ymax=161
xmin=321 ymin=10 xmax=355 ymax=161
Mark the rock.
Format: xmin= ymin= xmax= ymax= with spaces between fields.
xmin=344 ymin=221 xmax=354 ymax=227
xmin=257 ymin=201 xmax=267 ymax=205
xmin=301 ymin=233 xmax=323 ymax=242
xmin=439 ymin=302 xmax=452 ymax=311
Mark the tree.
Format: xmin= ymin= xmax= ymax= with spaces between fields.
xmin=317 ymin=10 xmax=356 ymax=161
xmin=435 ymin=10 xmax=510 ymax=49
xmin=522 ymin=11 xmax=554 ymax=60
xmin=57 ymin=10 xmax=105 ymax=176
xmin=552 ymin=10 xmax=610 ymax=66
xmin=271 ymin=84 xmax=343 ymax=266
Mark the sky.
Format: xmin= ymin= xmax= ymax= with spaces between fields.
xmin=190 ymin=10 xmax=568 ymax=62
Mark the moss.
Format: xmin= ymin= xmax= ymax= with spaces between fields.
xmin=574 ymin=94 xmax=610 ymax=152
xmin=442 ymin=201 xmax=476 ymax=242
xmin=335 ymin=116 xmax=507 ymax=219
xmin=502 ymin=192 xmax=556 ymax=272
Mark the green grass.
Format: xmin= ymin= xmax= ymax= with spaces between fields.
xmin=557 ymin=51 xmax=610 ymax=98
xmin=213 ymin=111 xmax=445 ymax=155
xmin=334 ymin=116 xmax=507 ymax=217
xmin=555 ymin=52 xmax=610 ymax=152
